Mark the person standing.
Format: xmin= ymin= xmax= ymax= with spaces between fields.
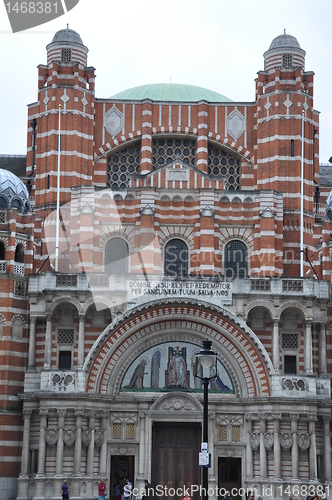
xmin=123 ymin=479 xmax=132 ymax=500
xmin=98 ymin=479 xmax=107 ymax=500
xmin=61 ymin=480 xmax=69 ymax=500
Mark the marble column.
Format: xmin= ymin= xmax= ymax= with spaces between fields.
xmin=99 ymin=412 xmax=109 ymax=475
xmin=74 ymin=410 xmax=83 ymax=475
xmin=323 ymin=417 xmax=332 ymax=481
xmin=319 ymin=324 xmax=327 ymax=375
xmin=20 ymin=409 xmax=32 ymax=476
xmin=245 ymin=417 xmax=253 ymax=479
xmin=308 ymin=415 xmax=317 ymax=480
xmin=272 ymin=320 xmax=280 ymax=371
xmin=27 ymin=317 xmax=37 ymax=369
xmin=273 ymin=415 xmax=282 ymax=479
xmin=87 ymin=412 xmax=95 ymax=475
xmin=291 ymin=414 xmax=299 ymax=480
xmin=35 ymin=409 xmax=48 ymax=498
xmin=56 ymin=409 xmax=66 ymax=475
xmin=44 ymin=314 xmax=52 ymax=368
xmin=304 ymin=320 xmax=313 ymax=374
xmin=138 ymin=412 xmax=145 ymax=480
xmin=78 ymin=313 xmax=85 ymax=368
xmin=260 ymin=417 xmax=267 ymax=478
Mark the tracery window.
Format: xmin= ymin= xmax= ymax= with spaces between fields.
xmin=282 ymin=53 xmax=293 ymax=68
xmin=152 ymin=137 xmax=196 ymax=169
xmin=61 ymin=48 xmax=72 ymax=63
xmin=105 ymin=238 xmax=129 ymax=275
xmin=208 ymin=144 xmax=241 ymax=190
xmin=164 ymin=239 xmax=189 ymax=278
xmin=107 ymin=142 xmax=141 ymax=189
xmin=224 ymin=240 xmax=248 ymax=279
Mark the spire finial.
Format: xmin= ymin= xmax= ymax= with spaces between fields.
xmin=284 ymin=28 xmax=286 ymax=34
xmin=67 ymin=23 xmax=69 ymax=29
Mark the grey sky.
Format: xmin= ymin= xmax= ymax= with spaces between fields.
xmin=0 ymin=0 xmax=331 ymax=163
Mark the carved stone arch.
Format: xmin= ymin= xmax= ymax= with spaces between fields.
xmin=50 ymin=296 xmax=82 ymax=315
xmin=100 ymin=229 xmax=135 ymax=258
xmin=244 ymin=300 xmax=277 ymax=323
xmin=277 ymin=301 xmax=309 ymax=321
xmin=219 ymin=229 xmax=254 ymax=252
xmin=83 ymin=296 xmax=113 ymax=316
xmin=159 ymin=230 xmax=194 ymax=252
xmin=150 ymin=392 xmax=203 ymax=412
xmin=84 ymin=298 xmax=274 ymax=398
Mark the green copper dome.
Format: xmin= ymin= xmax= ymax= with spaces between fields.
xmin=111 ymin=83 xmax=232 ymax=103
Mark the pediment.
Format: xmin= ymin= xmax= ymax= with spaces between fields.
xmin=150 ymin=392 xmax=202 ymax=412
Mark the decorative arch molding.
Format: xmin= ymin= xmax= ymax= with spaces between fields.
xmin=277 ymin=301 xmax=310 ymax=320
xmin=99 ymin=226 xmax=136 ymax=257
xmin=159 ymin=227 xmax=195 ymax=251
xmin=94 ymin=131 xmax=254 ymax=167
xmin=150 ymin=392 xmax=203 ymax=413
xmin=83 ymin=296 xmax=114 ymax=316
xmin=245 ymin=300 xmax=277 ymax=321
xmin=84 ymin=298 xmax=273 ymax=398
xmin=219 ymin=227 xmax=254 ymax=251
xmin=49 ymin=296 xmax=82 ymax=315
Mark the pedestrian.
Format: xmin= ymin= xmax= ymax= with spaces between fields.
xmin=98 ymin=479 xmax=107 ymax=500
xmin=114 ymin=481 xmax=121 ymax=500
xmin=124 ymin=479 xmax=133 ymax=500
xmin=142 ymin=479 xmax=152 ymax=500
xmin=61 ymin=480 xmax=69 ymax=500
xmin=224 ymin=492 xmax=232 ymax=500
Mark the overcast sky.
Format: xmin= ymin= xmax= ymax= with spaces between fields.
xmin=0 ymin=0 xmax=331 ymax=163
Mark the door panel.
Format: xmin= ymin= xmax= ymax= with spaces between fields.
xmin=152 ymin=423 xmax=200 ymax=500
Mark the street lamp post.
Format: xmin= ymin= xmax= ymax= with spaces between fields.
xmin=195 ymin=340 xmax=217 ymax=500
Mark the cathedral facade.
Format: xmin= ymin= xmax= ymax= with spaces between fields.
xmin=1 ymin=27 xmax=332 ymax=500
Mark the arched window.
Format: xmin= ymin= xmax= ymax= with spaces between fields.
xmin=105 ymin=238 xmax=129 ymax=274
xmin=0 ymin=241 xmax=5 ymax=260
xmin=164 ymin=239 xmax=188 ymax=278
xmin=15 ymin=243 xmax=25 ymax=263
xmin=224 ymin=240 xmax=248 ymax=279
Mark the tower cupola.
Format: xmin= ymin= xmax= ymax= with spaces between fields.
xmin=263 ymin=30 xmax=306 ymax=72
xmin=46 ymin=25 xmax=88 ymax=67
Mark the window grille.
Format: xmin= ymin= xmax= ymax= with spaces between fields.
xmin=232 ymin=426 xmax=240 ymax=442
xmin=164 ymin=239 xmax=188 ymax=278
xmin=0 ymin=212 xmax=5 ymax=223
xmin=219 ymin=425 xmax=227 ymax=441
xmin=105 ymin=238 xmax=129 ymax=274
xmin=282 ymin=333 xmax=298 ymax=349
xmin=224 ymin=241 xmax=248 ymax=279
xmin=61 ymin=48 xmax=72 ymax=63
xmin=107 ymin=143 xmax=140 ymax=189
xmin=282 ymin=53 xmax=293 ymax=68
xmin=58 ymin=329 xmax=74 ymax=345
xmin=250 ymin=279 xmax=271 ymax=291
xmin=282 ymin=280 xmax=303 ymax=292
xmin=113 ymin=423 xmax=121 ymax=439
xmin=208 ymin=145 xmax=241 ymax=190
xmin=56 ymin=275 xmax=78 ymax=287
xmin=14 ymin=280 xmax=26 ymax=296
xmin=126 ymin=424 xmax=135 ymax=440
xmin=152 ymin=137 xmax=196 ymax=169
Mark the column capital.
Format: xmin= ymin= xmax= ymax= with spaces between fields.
xmin=58 ymin=409 xmax=67 ymax=417
xmin=30 ymin=316 xmax=38 ymax=324
xmin=307 ymin=414 xmax=317 ymax=422
xmin=75 ymin=409 xmax=84 ymax=417
xmin=79 ymin=312 xmax=85 ymax=321
xmin=100 ymin=411 xmax=109 ymax=419
xmin=39 ymin=409 xmax=49 ymax=416
xmin=23 ymin=409 xmax=33 ymax=418
xmin=272 ymin=413 xmax=283 ymax=420
xmin=273 ymin=318 xmax=280 ymax=325
xmin=322 ymin=416 xmax=332 ymax=423
xmin=290 ymin=413 xmax=300 ymax=421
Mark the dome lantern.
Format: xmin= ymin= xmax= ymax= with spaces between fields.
xmin=46 ymin=25 xmax=88 ymax=67
xmin=263 ymin=30 xmax=306 ymax=72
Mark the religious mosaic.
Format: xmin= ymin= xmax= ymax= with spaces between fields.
xmin=121 ymin=341 xmax=234 ymax=393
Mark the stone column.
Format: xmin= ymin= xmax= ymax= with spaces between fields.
xmin=35 ymin=409 xmax=48 ymax=498
xmin=319 ymin=324 xmax=327 ymax=375
xmin=138 ymin=412 xmax=145 ymax=480
xmin=272 ymin=320 xmax=280 ymax=371
xmin=56 ymin=409 xmax=66 ymax=475
xmin=273 ymin=415 xmax=282 ymax=479
xmin=304 ymin=320 xmax=313 ymax=374
xmin=74 ymin=410 xmax=83 ymax=475
xmin=291 ymin=414 xmax=299 ymax=480
xmin=20 ymin=409 xmax=32 ymax=476
xmin=27 ymin=317 xmax=37 ymax=369
xmin=99 ymin=412 xmax=109 ymax=475
xmin=308 ymin=415 xmax=317 ymax=480
xmin=259 ymin=417 xmax=267 ymax=478
xmin=323 ymin=417 xmax=332 ymax=481
xmin=87 ymin=412 xmax=95 ymax=475
xmin=245 ymin=417 xmax=253 ymax=479
xmin=44 ymin=314 xmax=52 ymax=368
xmin=78 ymin=313 xmax=85 ymax=368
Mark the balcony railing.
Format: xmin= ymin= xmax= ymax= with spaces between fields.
xmin=14 ymin=262 xmax=25 ymax=276
xmin=0 ymin=260 xmax=6 ymax=274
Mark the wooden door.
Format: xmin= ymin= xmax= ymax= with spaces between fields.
xmin=152 ymin=423 xmax=200 ymax=500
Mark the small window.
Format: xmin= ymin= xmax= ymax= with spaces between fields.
xmin=219 ymin=425 xmax=227 ymax=441
xmin=126 ymin=424 xmax=135 ymax=440
xmin=12 ymin=318 xmax=23 ymax=339
xmin=58 ymin=351 xmax=72 ymax=370
xmin=105 ymin=238 xmax=129 ymax=275
xmin=284 ymin=355 xmax=297 ymax=374
xmin=61 ymin=48 xmax=72 ymax=63
xmin=282 ymin=53 xmax=293 ymax=68
xmin=291 ymin=139 xmax=294 ymax=157
xmin=164 ymin=239 xmax=188 ymax=278
xmin=224 ymin=240 xmax=248 ymax=279
xmin=15 ymin=243 xmax=25 ymax=263
xmin=113 ymin=423 xmax=121 ymax=439
xmin=0 ymin=241 xmax=5 ymax=260
xmin=232 ymin=426 xmax=240 ymax=442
